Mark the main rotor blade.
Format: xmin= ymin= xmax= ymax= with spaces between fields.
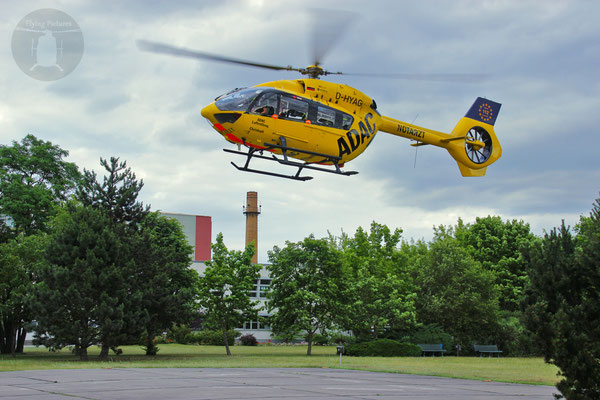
xmin=137 ymin=40 xmax=301 ymax=73
xmin=341 ymin=72 xmax=491 ymax=83
xmin=309 ymin=8 xmax=356 ymax=66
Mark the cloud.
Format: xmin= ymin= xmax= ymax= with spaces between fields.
xmin=1 ymin=0 xmax=599 ymax=263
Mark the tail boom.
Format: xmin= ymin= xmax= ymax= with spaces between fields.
xmin=379 ymin=97 xmax=502 ymax=177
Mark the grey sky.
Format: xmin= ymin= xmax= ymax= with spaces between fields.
xmin=1 ymin=0 xmax=599 ymax=262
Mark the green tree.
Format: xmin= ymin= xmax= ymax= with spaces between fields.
xmin=455 ymin=216 xmax=535 ymax=312
xmin=74 ymin=157 xmax=150 ymax=358
xmin=0 ymin=234 xmax=47 ymax=355
xmin=136 ymin=212 xmax=199 ymax=355
xmin=0 ymin=135 xmax=80 ymax=236
xmin=333 ymin=222 xmax=417 ymax=339
xmin=267 ymin=235 xmax=346 ymax=355
xmin=0 ymin=135 xmax=80 ymax=354
xmin=76 ymin=157 xmax=149 ymax=228
xmin=198 ymin=233 xmax=260 ymax=356
xmin=32 ymin=205 xmax=130 ymax=361
xmin=523 ymin=199 xmax=600 ymax=399
xmin=412 ymin=229 xmax=500 ymax=349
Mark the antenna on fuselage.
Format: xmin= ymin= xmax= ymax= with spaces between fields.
xmin=411 ymin=113 xmax=420 ymax=168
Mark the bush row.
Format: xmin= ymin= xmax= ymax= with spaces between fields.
xmin=345 ymin=339 xmax=422 ymax=357
xmin=164 ymin=324 xmax=240 ymax=346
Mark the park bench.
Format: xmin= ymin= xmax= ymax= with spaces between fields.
xmin=417 ymin=344 xmax=447 ymax=357
xmin=474 ymin=344 xmax=502 ymax=357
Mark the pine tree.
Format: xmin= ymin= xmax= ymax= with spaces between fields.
xmin=76 ymin=157 xmax=149 ymax=228
xmin=136 ymin=212 xmax=198 ymax=355
xmin=32 ymin=206 xmax=127 ymax=361
xmin=523 ymin=199 xmax=600 ymax=399
xmin=74 ymin=157 xmax=150 ymax=358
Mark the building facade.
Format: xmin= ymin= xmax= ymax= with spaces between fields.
xmin=161 ymin=211 xmax=274 ymax=343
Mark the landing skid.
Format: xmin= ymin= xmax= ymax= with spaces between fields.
xmin=224 ymin=137 xmax=358 ymax=181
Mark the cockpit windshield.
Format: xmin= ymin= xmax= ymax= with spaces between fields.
xmin=215 ymin=87 xmax=265 ymax=111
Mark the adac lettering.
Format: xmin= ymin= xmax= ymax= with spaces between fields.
xmin=338 ymin=113 xmax=376 ymax=157
xmin=397 ymin=124 xmax=425 ymax=139
xmin=335 ymin=92 xmax=363 ymax=107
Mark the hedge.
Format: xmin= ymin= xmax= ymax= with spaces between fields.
xmin=345 ymin=339 xmax=421 ymax=357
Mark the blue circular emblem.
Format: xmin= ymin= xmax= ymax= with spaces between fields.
xmin=478 ymin=103 xmax=493 ymax=123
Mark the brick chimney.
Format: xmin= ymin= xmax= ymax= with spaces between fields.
xmin=243 ymin=191 xmax=260 ymax=264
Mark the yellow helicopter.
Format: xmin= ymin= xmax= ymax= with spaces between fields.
xmin=138 ymin=37 xmax=501 ymax=181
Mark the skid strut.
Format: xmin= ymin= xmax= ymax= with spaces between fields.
xmin=224 ymin=137 xmax=358 ymax=181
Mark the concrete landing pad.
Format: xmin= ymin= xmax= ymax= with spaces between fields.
xmin=1 ymin=368 xmax=559 ymax=399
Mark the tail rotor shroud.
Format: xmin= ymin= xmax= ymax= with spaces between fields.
xmin=465 ymin=127 xmax=493 ymax=164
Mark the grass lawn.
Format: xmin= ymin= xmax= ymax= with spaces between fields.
xmin=0 ymin=344 xmax=559 ymax=386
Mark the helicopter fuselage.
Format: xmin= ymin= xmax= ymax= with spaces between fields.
xmin=201 ymin=79 xmax=382 ymax=165
xmin=201 ymin=78 xmax=502 ymax=177
xmin=139 ymin=35 xmax=503 ymax=179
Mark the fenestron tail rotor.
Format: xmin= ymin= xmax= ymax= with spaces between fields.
xmin=465 ymin=127 xmax=493 ymax=164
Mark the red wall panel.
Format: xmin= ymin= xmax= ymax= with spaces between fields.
xmin=195 ymin=216 xmax=212 ymax=261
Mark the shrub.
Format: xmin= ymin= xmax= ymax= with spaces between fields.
xmin=311 ymin=333 xmax=329 ymax=346
xmin=168 ymin=324 xmax=192 ymax=344
xmin=486 ymin=312 xmax=542 ymax=356
xmin=272 ymin=331 xmax=301 ymax=344
xmin=185 ymin=331 xmax=203 ymax=344
xmin=239 ymin=333 xmax=258 ymax=346
xmin=329 ymin=332 xmax=354 ymax=345
xmin=193 ymin=329 xmax=240 ymax=346
xmin=140 ymin=332 xmax=162 ymax=355
xmin=406 ymin=324 xmax=454 ymax=354
xmin=154 ymin=334 xmax=167 ymax=344
xmin=345 ymin=339 xmax=421 ymax=357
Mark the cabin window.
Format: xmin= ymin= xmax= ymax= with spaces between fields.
xmin=250 ymin=92 xmax=279 ymax=116
xmin=316 ymin=105 xmax=336 ymax=127
xmin=311 ymin=103 xmax=354 ymax=130
xmin=215 ymin=87 xmax=264 ymax=111
xmin=279 ymin=95 xmax=309 ymax=121
xmin=340 ymin=113 xmax=353 ymax=130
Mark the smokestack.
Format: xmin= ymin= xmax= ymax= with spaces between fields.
xmin=243 ymin=191 xmax=261 ymax=264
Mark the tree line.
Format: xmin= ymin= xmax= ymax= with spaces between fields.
xmin=266 ymin=218 xmax=533 ymax=357
xmin=1 ymin=135 xmax=599 ymax=398
xmin=0 ymin=136 xmax=198 ymax=359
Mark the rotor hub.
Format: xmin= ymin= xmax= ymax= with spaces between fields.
xmin=465 ymin=127 xmax=493 ymax=164
xmin=301 ymin=65 xmax=325 ymax=79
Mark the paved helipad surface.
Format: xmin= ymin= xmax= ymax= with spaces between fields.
xmin=1 ymin=368 xmax=559 ymax=399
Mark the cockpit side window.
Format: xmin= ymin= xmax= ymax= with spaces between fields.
xmin=215 ymin=87 xmax=264 ymax=111
xmin=340 ymin=113 xmax=354 ymax=130
xmin=316 ymin=105 xmax=335 ymax=127
xmin=313 ymin=103 xmax=354 ymax=130
xmin=279 ymin=95 xmax=309 ymax=121
xmin=250 ymin=92 xmax=279 ymax=116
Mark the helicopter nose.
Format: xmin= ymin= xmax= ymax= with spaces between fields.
xmin=201 ymin=103 xmax=217 ymax=122
xmin=201 ymin=103 xmax=233 ymax=135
